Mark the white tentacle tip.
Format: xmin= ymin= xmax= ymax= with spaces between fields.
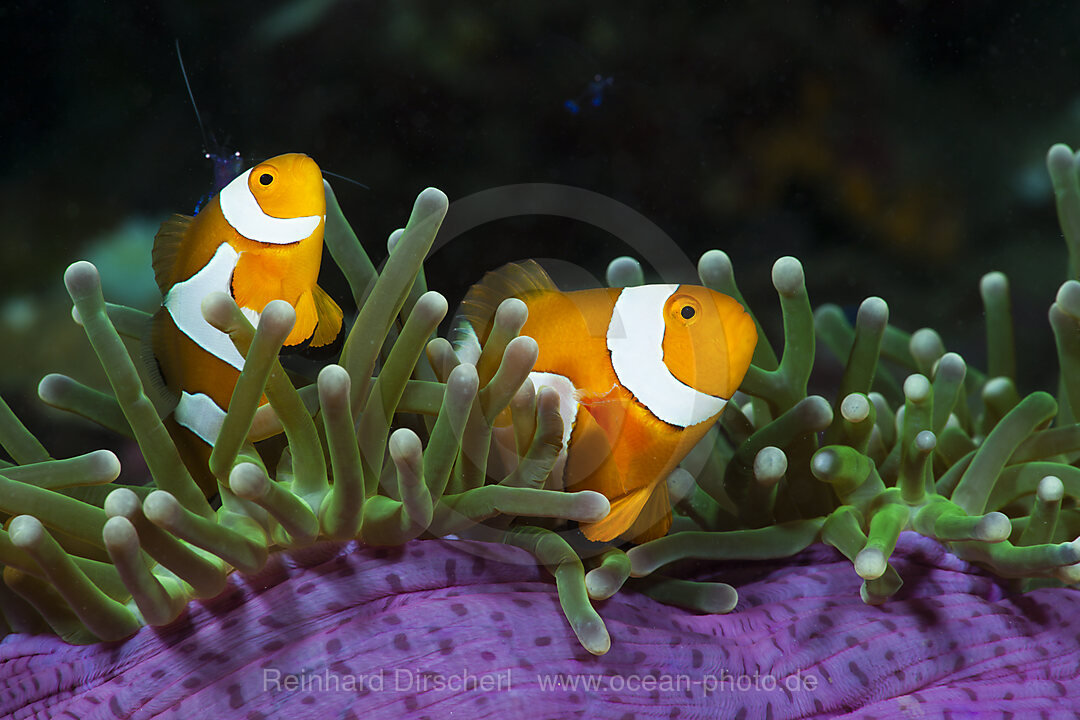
xmin=104 ymin=487 xmax=142 ymax=518
xmin=856 ymin=296 xmax=888 ymax=331
xmin=584 ymin=568 xmax=619 ymax=600
xmin=1047 ymin=143 xmax=1077 ymax=177
xmin=753 ymin=446 xmax=787 ymax=486
xmin=854 ymin=547 xmax=886 ymax=580
xmin=903 ymin=374 xmax=931 ymax=403
xmin=698 ymin=249 xmax=733 ymax=287
xmin=103 ymin=515 xmax=138 ymax=550
xmin=143 ymin=490 xmax=182 ymax=526
xmin=979 ymin=271 xmax=1008 ymax=299
xmin=607 ymin=256 xmax=644 ymax=287
xmin=771 ymin=256 xmax=804 ymax=296
xmin=229 ymin=463 xmax=270 ymax=500
xmin=64 ymin=261 xmax=102 ymax=300
xmin=1038 ymin=475 xmax=1065 ymax=503
xmin=88 ymin=449 xmax=122 ymax=481
xmin=840 ymin=393 xmax=870 ymax=423
xmin=975 ymin=512 xmax=1011 ymax=543
xmin=8 ymin=515 xmax=46 ymax=549
xmin=318 ymin=363 xmax=352 ymax=398
xmin=576 ymin=491 xmax=611 ymax=523
xmin=1056 ymin=281 xmax=1080 ymax=319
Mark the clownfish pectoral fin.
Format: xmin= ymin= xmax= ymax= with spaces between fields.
xmin=281 ymin=286 xmax=342 ymax=348
xmin=284 ymin=290 xmax=319 ymax=346
xmin=577 ymin=387 xmax=632 ymax=450
xmin=152 ymin=214 xmax=196 ymax=294
xmin=231 ymin=251 xmax=282 ymax=316
xmin=563 ymin=393 xmax=630 ymax=497
xmin=455 ymin=259 xmax=557 ymax=345
xmin=578 ymin=477 xmax=668 ymax=543
xmin=308 ymin=284 xmax=344 ymax=348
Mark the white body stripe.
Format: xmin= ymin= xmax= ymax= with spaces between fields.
xmin=175 ymin=391 xmax=227 ymax=445
xmin=491 ymin=371 xmax=579 ymax=491
xmin=219 ymin=169 xmax=323 ymax=244
xmin=163 ymin=243 xmax=246 ymax=371
xmin=527 ymin=371 xmax=579 ymax=490
xmin=528 ymin=371 xmax=579 ymax=451
xmin=607 ymin=285 xmax=727 ymax=427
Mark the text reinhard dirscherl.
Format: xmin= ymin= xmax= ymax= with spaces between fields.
xmin=262 ymin=668 xmax=819 ymax=696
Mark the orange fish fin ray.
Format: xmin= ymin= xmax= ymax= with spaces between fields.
xmin=563 ymin=402 xmax=626 ymax=497
xmin=578 ymin=480 xmax=661 ymax=542
xmin=577 ymin=385 xmax=632 ymax=447
xmin=309 ymin=283 xmax=344 ymax=347
xmin=623 ymin=478 xmax=672 ymax=543
xmin=453 ymin=260 xmax=557 ymax=346
xmin=284 ymin=290 xmax=319 ymax=346
xmin=151 ymin=214 xmax=195 ymax=294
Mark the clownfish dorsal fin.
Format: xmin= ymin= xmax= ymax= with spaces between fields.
xmin=455 ymin=260 xmax=557 ymax=347
xmin=151 ymin=214 xmax=195 ymax=295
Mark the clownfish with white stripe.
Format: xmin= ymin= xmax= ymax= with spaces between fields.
xmin=458 ymin=261 xmax=757 ymax=543
xmin=151 ymin=152 xmax=343 ymax=494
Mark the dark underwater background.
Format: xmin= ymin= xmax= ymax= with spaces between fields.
xmin=1 ymin=1 xmax=1078 ymax=464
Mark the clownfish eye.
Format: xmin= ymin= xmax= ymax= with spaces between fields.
xmin=666 ymin=294 xmax=701 ymax=324
xmin=259 ymin=173 xmax=274 ymax=186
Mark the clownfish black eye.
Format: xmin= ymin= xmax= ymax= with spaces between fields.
xmin=680 ymin=305 xmax=696 ymax=320
xmin=259 ymin=173 xmax=274 ymax=186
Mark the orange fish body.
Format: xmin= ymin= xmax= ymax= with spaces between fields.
xmin=459 ymin=262 xmax=757 ymax=543
xmin=151 ymin=153 xmax=343 ymax=493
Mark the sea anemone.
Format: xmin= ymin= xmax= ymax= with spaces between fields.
xmin=3 ymin=144 xmax=1080 ymax=717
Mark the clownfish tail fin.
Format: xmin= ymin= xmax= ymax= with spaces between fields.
xmin=454 ymin=260 xmax=557 ymax=346
xmin=151 ymin=214 xmax=195 ymax=295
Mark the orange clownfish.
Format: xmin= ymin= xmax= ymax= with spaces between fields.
xmin=151 ymin=153 xmax=343 ymax=493
xmin=458 ymin=261 xmax=757 ymax=543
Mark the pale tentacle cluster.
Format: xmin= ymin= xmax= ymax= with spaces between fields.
xmin=3 ymin=144 xmax=1080 ymax=656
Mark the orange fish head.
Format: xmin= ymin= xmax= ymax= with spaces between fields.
xmin=660 ymin=286 xmax=757 ymax=400
xmin=246 ymin=153 xmax=326 ymax=220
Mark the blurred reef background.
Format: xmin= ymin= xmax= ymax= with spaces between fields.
xmin=2 ymin=1 xmax=1079 ymax=465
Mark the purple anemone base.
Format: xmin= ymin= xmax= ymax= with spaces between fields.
xmin=2 ymin=532 xmax=1080 ymax=719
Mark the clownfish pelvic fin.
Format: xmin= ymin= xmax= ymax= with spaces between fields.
xmin=565 ymin=389 xmax=671 ymax=542
xmin=578 ymin=476 xmax=671 ymax=543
